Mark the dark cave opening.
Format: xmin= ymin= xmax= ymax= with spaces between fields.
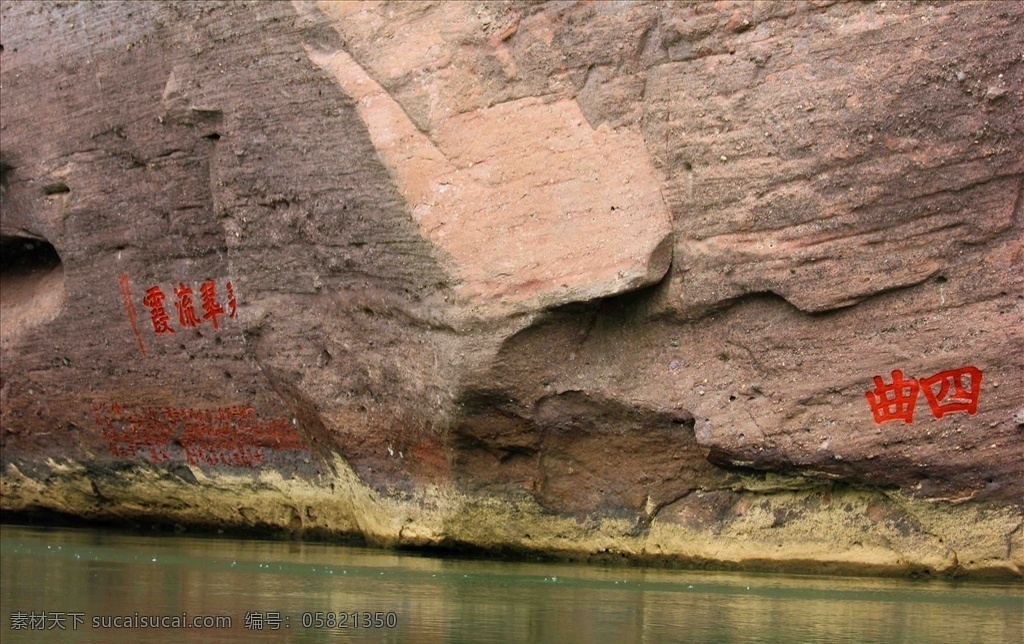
xmin=0 ymin=234 xmax=63 ymax=277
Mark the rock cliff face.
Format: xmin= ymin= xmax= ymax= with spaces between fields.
xmin=2 ymin=1 xmax=1022 ymax=578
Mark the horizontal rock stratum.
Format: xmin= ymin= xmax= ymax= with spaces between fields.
xmin=1 ymin=0 xmax=1022 ymax=578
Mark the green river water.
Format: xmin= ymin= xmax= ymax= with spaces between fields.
xmin=1 ymin=523 xmax=1020 ymax=643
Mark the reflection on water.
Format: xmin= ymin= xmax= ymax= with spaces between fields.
xmin=1 ymin=524 xmax=1021 ymax=643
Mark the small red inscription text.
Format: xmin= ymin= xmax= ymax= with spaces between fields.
xmin=91 ymin=403 xmax=307 ymax=468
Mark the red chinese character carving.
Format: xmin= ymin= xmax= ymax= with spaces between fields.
xmin=226 ymin=281 xmax=237 ymax=318
xmin=864 ymin=369 xmax=919 ymax=425
xmin=142 ymin=286 xmax=175 ymax=334
xmin=199 ymin=280 xmax=226 ymax=330
xmin=919 ymin=366 xmax=982 ymax=419
xmin=174 ymin=283 xmax=202 ymax=328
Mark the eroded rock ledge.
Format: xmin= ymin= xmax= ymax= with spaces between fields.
xmin=4 ymin=458 xmax=1022 ymax=579
xmin=1 ymin=1 xmax=1021 ymax=579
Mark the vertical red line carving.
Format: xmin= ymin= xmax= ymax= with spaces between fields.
xmin=118 ymin=273 xmax=147 ymax=356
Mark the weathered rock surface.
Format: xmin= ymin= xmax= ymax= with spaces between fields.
xmin=1 ymin=1 xmax=1022 ymax=578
